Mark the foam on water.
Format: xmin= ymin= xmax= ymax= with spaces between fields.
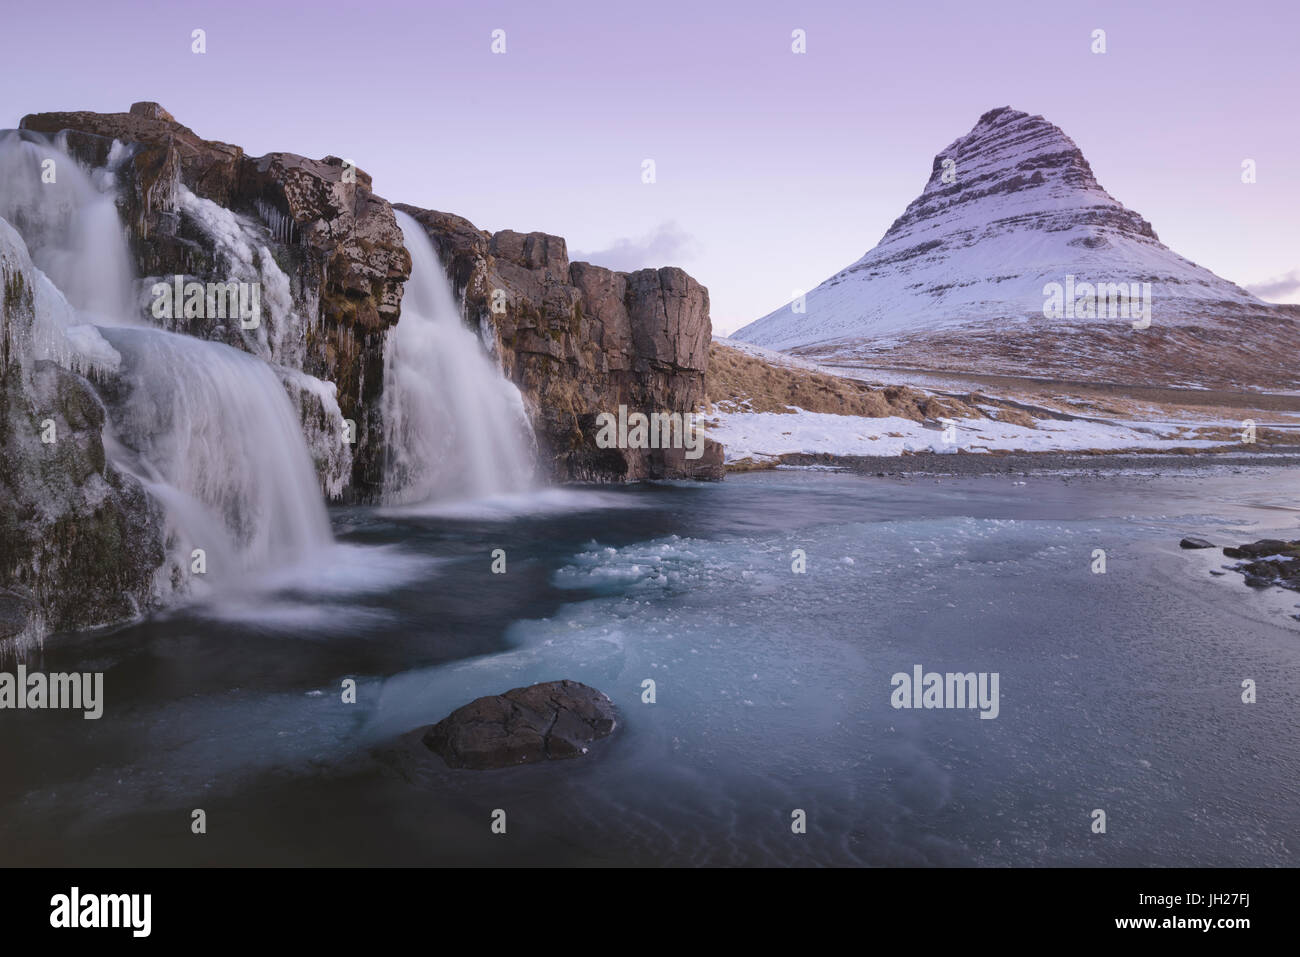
xmin=184 ymin=542 xmax=444 ymax=631
xmin=378 ymin=486 xmax=642 ymax=520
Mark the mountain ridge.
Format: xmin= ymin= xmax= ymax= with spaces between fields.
xmin=733 ymin=107 xmax=1295 ymax=389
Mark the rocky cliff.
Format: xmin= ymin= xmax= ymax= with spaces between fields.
xmin=19 ymin=102 xmax=411 ymax=496
xmin=395 ymin=206 xmax=723 ymax=481
xmin=18 ymin=103 xmax=722 ymax=491
xmin=0 ymin=103 xmax=725 ymax=649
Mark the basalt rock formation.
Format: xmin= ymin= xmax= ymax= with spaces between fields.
xmin=396 ymin=205 xmax=724 ymax=481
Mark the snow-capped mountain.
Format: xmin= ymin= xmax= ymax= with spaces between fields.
xmin=734 ymin=107 xmax=1298 ymax=389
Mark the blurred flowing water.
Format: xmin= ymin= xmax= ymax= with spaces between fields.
xmin=381 ymin=211 xmax=535 ymax=506
xmin=0 ymin=131 xmax=335 ymax=587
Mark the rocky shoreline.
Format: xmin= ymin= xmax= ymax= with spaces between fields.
xmin=1222 ymin=540 xmax=1300 ymax=592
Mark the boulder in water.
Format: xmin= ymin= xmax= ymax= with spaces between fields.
xmin=1220 ymin=538 xmax=1300 ymax=591
xmin=422 ymin=680 xmax=617 ymax=770
xmin=1179 ymin=537 xmax=1215 ymax=549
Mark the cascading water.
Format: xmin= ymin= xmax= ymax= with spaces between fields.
xmin=0 ymin=131 xmax=331 ymax=587
xmin=0 ymin=131 xmax=135 ymax=324
xmin=170 ymin=183 xmax=354 ymax=500
xmin=101 ymin=327 xmax=333 ymax=575
xmin=381 ymin=211 xmax=536 ymax=504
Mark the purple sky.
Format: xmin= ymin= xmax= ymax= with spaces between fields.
xmin=4 ymin=0 xmax=1297 ymax=333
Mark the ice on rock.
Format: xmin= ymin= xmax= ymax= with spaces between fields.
xmin=173 ymin=186 xmax=307 ymax=370
xmin=277 ymin=367 xmax=354 ymax=501
xmin=0 ymin=217 xmax=120 ymax=379
xmin=254 ymin=197 xmax=298 ymax=246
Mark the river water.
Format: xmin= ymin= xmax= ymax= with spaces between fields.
xmin=2 ymin=467 xmax=1297 ymax=866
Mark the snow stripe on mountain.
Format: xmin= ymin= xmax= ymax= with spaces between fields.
xmin=735 ymin=107 xmax=1274 ymax=352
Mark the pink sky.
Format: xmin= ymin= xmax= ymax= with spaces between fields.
xmin=3 ymin=0 xmax=1297 ymax=332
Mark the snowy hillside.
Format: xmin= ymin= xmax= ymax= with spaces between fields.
xmin=733 ymin=108 xmax=1291 ymax=387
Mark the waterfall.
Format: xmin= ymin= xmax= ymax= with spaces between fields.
xmin=0 ymin=132 xmax=135 ymax=324
xmin=101 ymin=327 xmax=333 ymax=575
xmin=381 ymin=211 xmax=535 ymax=505
xmin=0 ymin=131 xmax=332 ymax=587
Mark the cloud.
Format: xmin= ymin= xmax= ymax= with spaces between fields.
xmin=1246 ymin=267 xmax=1300 ymax=304
xmin=571 ymin=221 xmax=696 ymax=272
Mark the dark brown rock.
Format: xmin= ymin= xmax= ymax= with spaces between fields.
xmin=1179 ymin=537 xmax=1215 ymax=549
xmin=422 ymin=680 xmax=617 ymax=770
xmin=396 ymin=205 xmax=725 ymax=483
xmin=22 ymin=103 xmax=245 ymax=210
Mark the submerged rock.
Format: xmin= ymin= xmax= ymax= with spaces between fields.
xmin=423 ymin=680 xmax=617 ymax=770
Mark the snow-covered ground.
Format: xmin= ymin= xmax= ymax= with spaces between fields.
xmin=703 ymin=408 xmax=1225 ymax=464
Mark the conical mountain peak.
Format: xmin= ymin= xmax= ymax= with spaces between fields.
xmin=876 ymin=107 xmax=1154 ymax=254
xmin=731 ymin=108 xmax=1293 ymax=388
